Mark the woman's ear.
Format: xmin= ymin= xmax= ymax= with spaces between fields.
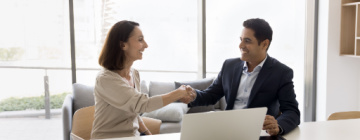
xmin=120 ymin=41 xmax=127 ymax=50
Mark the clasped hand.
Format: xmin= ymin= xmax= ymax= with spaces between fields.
xmin=178 ymin=85 xmax=196 ymax=104
xmin=263 ymin=115 xmax=280 ymax=136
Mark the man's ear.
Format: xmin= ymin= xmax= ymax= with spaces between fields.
xmin=261 ymin=39 xmax=270 ymax=50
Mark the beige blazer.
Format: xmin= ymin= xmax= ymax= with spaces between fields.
xmin=91 ymin=68 xmax=163 ymax=139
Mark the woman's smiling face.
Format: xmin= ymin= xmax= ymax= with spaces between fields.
xmin=123 ymin=26 xmax=148 ymax=62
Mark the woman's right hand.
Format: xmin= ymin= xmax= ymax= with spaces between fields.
xmin=177 ymin=85 xmax=196 ymax=104
xmin=161 ymin=85 xmax=196 ymax=106
xmin=176 ymin=85 xmax=187 ymax=97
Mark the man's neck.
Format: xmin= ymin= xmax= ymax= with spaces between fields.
xmin=246 ymin=55 xmax=266 ymax=72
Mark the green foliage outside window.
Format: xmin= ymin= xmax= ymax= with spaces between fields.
xmin=0 ymin=92 xmax=70 ymax=112
xmin=0 ymin=47 xmax=24 ymax=61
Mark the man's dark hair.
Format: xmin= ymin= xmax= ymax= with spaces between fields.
xmin=243 ymin=18 xmax=273 ymax=50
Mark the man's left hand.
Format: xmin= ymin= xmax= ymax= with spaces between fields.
xmin=263 ymin=115 xmax=279 ymax=136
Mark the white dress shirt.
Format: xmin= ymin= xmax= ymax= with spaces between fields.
xmin=233 ymin=56 xmax=267 ymax=109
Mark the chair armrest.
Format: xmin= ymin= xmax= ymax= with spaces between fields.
xmin=62 ymin=94 xmax=74 ymax=140
xmin=219 ymin=97 xmax=227 ymax=110
xmin=141 ymin=116 xmax=162 ymax=135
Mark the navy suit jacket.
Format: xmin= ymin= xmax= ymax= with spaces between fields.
xmin=191 ymin=55 xmax=300 ymax=134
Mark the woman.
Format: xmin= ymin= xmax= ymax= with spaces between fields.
xmin=91 ymin=20 xmax=193 ymax=139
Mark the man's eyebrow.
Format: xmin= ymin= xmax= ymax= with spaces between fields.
xmin=243 ymin=37 xmax=251 ymax=41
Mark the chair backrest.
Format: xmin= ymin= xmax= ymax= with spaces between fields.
xmin=71 ymin=106 xmax=95 ymax=140
xmin=328 ymin=111 xmax=360 ymax=120
xmin=72 ymin=83 xmax=95 ymax=113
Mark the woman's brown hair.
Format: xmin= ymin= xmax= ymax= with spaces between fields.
xmin=98 ymin=20 xmax=139 ymax=70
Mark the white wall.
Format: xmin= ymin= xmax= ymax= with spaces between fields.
xmin=317 ymin=0 xmax=360 ymax=121
xmin=316 ymin=0 xmax=329 ymax=121
xmin=359 ymin=74 xmax=360 ymax=109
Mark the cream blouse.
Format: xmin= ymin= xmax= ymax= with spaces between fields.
xmin=91 ymin=68 xmax=163 ymax=139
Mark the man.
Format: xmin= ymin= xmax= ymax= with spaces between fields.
xmin=182 ymin=18 xmax=300 ymax=136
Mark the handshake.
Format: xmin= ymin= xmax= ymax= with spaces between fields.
xmin=177 ymin=85 xmax=197 ymax=104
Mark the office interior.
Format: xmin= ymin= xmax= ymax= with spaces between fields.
xmin=0 ymin=0 xmax=360 ymax=139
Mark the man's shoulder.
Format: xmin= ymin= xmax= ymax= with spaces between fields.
xmin=267 ymin=56 xmax=292 ymax=71
xmin=224 ymin=57 xmax=243 ymax=65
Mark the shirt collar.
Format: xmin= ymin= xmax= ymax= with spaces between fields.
xmin=243 ymin=55 xmax=268 ymax=73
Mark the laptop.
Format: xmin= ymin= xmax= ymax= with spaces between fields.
xmin=180 ymin=107 xmax=267 ymax=140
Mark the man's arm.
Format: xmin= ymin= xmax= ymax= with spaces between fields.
xmin=275 ymin=68 xmax=301 ymax=135
xmin=180 ymin=60 xmax=231 ymax=106
xmin=180 ymin=76 xmax=225 ymax=106
xmin=190 ymin=59 xmax=232 ymax=107
xmin=190 ymin=77 xmax=225 ymax=107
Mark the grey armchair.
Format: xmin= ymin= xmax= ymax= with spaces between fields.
xmin=62 ymin=83 xmax=95 ymax=140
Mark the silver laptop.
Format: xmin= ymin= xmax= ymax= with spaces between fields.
xmin=180 ymin=107 xmax=267 ymax=140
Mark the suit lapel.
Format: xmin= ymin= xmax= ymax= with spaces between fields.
xmin=227 ymin=60 xmax=244 ymax=110
xmin=247 ymin=56 xmax=273 ymax=106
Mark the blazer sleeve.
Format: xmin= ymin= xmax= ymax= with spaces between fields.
xmin=94 ymin=75 xmax=163 ymax=114
xmin=191 ymin=60 xmax=227 ymax=106
xmin=276 ymin=68 xmax=301 ymax=135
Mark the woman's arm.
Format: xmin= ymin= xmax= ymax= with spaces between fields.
xmin=96 ymin=73 xmax=194 ymax=113
xmin=161 ymin=85 xmax=193 ymax=106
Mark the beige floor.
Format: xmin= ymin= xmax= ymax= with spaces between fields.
xmin=0 ymin=115 xmax=62 ymax=140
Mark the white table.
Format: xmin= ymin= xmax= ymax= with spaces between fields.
xmin=283 ymin=118 xmax=360 ymax=140
xmin=100 ymin=119 xmax=360 ymax=140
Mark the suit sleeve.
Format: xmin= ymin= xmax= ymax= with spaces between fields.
xmin=276 ymin=68 xmax=300 ymax=135
xmin=190 ymin=60 xmax=227 ymax=107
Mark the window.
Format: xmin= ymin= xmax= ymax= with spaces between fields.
xmin=0 ymin=0 xmax=307 ymax=122
xmin=0 ymin=0 xmax=72 ymax=101
xmin=74 ymin=0 xmax=198 ymax=84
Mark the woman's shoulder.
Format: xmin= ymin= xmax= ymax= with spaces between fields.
xmin=131 ymin=68 xmax=140 ymax=77
xmin=97 ymin=68 xmax=120 ymax=80
xmin=131 ymin=68 xmax=139 ymax=73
